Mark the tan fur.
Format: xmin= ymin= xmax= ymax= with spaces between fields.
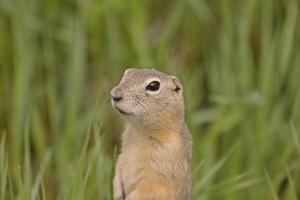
xmin=111 ymin=68 xmax=192 ymax=200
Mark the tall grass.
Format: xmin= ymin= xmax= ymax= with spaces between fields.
xmin=0 ymin=0 xmax=299 ymax=199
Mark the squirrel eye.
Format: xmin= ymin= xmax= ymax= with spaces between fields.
xmin=146 ymin=81 xmax=160 ymax=91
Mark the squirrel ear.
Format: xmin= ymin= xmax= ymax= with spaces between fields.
xmin=124 ymin=68 xmax=135 ymax=76
xmin=170 ymin=76 xmax=182 ymax=93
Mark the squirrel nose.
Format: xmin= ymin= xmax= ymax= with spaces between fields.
xmin=111 ymin=87 xmax=123 ymax=102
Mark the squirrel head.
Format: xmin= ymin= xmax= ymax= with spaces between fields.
xmin=111 ymin=68 xmax=185 ymax=132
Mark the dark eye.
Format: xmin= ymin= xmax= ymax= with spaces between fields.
xmin=146 ymin=81 xmax=160 ymax=91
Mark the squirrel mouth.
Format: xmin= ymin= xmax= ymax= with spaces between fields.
xmin=115 ymin=107 xmax=131 ymax=115
xmin=111 ymin=100 xmax=131 ymax=115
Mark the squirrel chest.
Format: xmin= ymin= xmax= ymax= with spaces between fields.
xmin=117 ymin=130 xmax=183 ymax=197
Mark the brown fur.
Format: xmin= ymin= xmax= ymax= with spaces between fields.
xmin=111 ymin=68 xmax=192 ymax=200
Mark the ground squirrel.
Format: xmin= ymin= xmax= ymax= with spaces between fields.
xmin=111 ymin=68 xmax=192 ymax=200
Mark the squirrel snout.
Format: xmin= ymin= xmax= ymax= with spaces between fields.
xmin=111 ymin=87 xmax=123 ymax=102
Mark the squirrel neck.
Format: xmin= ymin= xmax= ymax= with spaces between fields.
xmin=123 ymin=115 xmax=185 ymax=145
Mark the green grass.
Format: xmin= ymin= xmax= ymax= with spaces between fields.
xmin=0 ymin=0 xmax=300 ymax=199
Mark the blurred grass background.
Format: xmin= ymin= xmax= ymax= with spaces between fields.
xmin=0 ymin=0 xmax=300 ymax=199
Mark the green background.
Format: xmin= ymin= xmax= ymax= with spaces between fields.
xmin=0 ymin=0 xmax=300 ymax=199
